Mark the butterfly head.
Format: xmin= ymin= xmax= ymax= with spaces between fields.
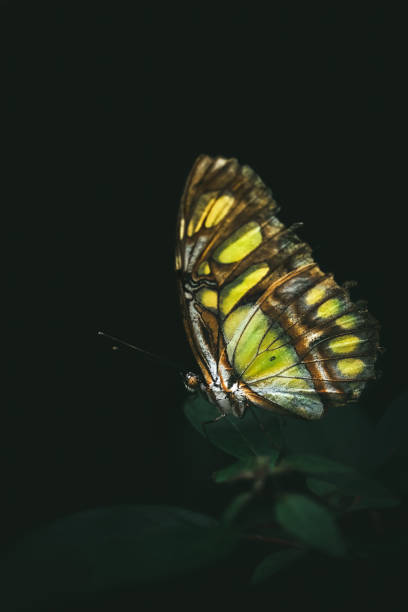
xmin=183 ymin=371 xmax=202 ymax=393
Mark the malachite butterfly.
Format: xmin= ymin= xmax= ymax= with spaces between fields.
xmin=175 ymin=155 xmax=379 ymax=420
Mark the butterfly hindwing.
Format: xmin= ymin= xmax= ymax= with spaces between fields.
xmin=176 ymin=155 xmax=379 ymax=419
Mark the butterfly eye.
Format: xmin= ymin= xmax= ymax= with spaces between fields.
xmin=183 ymin=372 xmax=201 ymax=392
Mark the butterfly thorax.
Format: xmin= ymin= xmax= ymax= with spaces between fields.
xmin=183 ymin=370 xmax=248 ymax=418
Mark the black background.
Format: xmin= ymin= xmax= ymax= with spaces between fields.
xmin=3 ymin=2 xmax=405 ymax=608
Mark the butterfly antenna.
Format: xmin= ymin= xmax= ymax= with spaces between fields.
xmin=97 ymin=331 xmax=186 ymax=372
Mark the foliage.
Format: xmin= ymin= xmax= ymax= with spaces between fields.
xmin=2 ymin=391 xmax=407 ymax=605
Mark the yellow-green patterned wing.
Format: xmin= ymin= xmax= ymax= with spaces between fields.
xmin=175 ymin=155 xmax=379 ymax=420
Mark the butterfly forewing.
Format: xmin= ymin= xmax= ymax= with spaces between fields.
xmin=176 ymin=155 xmax=379 ymax=419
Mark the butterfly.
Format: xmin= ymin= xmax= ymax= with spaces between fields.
xmin=175 ymin=155 xmax=379 ymax=420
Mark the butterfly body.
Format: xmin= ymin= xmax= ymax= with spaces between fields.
xmin=176 ymin=155 xmax=379 ymax=420
xmin=186 ymin=372 xmax=247 ymax=418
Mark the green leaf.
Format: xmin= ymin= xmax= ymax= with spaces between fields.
xmin=307 ymin=472 xmax=400 ymax=511
xmin=280 ymin=453 xmax=358 ymax=476
xmin=2 ymin=505 xmax=238 ymax=609
xmin=342 ymin=478 xmax=400 ymax=510
xmin=275 ymin=494 xmax=346 ymax=557
xmin=250 ymin=548 xmax=307 ymax=585
xmin=282 ymin=404 xmax=374 ymax=470
xmin=213 ymin=455 xmax=277 ymax=483
xmin=184 ymin=394 xmax=282 ymax=460
xmin=368 ymin=391 xmax=408 ymax=468
xmin=306 ymin=477 xmax=339 ymax=497
xmin=371 ymin=454 xmax=408 ymax=498
xmin=349 ymin=496 xmax=400 ymax=511
xmin=222 ymin=492 xmax=254 ymax=523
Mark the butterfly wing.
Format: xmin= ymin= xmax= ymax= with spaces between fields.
xmin=176 ymin=155 xmax=379 ymax=419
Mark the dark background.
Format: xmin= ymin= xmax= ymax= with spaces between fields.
xmin=3 ymin=1 xmax=404 ymax=608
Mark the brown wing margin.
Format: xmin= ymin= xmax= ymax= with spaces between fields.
xmin=176 ymin=155 xmax=381 ymax=415
xmin=175 ymin=154 xmax=280 ymax=384
xmin=175 ymin=155 xmax=279 ymax=275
